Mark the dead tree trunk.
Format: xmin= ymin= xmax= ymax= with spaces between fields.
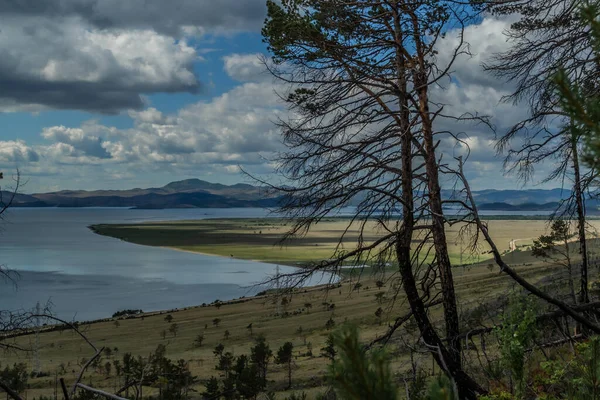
xmin=572 ymin=137 xmax=590 ymax=306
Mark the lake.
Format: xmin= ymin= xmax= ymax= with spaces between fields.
xmin=0 ymin=208 xmax=334 ymax=321
xmin=0 ymin=207 xmax=554 ymax=321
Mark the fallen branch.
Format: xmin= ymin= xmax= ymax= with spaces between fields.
xmin=115 ymin=380 xmax=137 ymax=396
xmin=457 ymin=156 xmax=600 ymax=335
xmin=76 ymin=383 xmax=129 ymax=400
xmin=60 ymin=378 xmax=69 ymax=400
xmin=0 ymin=379 xmax=23 ymax=400
xmin=452 ymin=301 xmax=600 ymax=342
xmin=72 ymin=346 xmax=105 ymax=397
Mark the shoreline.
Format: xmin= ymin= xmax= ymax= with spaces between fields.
xmin=157 ymin=245 xmax=290 ymax=266
xmin=4 ymin=277 xmax=341 ymax=339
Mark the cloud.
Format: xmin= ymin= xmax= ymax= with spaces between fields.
xmin=0 ymin=140 xmax=39 ymax=164
xmin=22 ymin=80 xmax=285 ymax=182
xmin=128 ymin=108 xmax=170 ymax=125
xmin=430 ymin=13 xmax=531 ymax=166
xmin=0 ymin=15 xmax=200 ymax=113
xmin=0 ymin=0 xmax=270 ymax=113
xmin=41 ymin=125 xmax=112 ymax=159
xmin=2 ymin=9 xmax=559 ymax=192
xmin=223 ymin=53 xmax=271 ymax=82
xmin=432 ymin=13 xmax=524 ymax=126
xmin=2 ymin=0 xmax=267 ymax=36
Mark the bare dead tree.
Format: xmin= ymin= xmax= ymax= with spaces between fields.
xmin=0 ymin=170 xmax=21 ymax=285
xmin=531 ymin=219 xmax=578 ymax=304
xmin=484 ymin=0 xmax=599 ymax=318
xmin=455 ymin=155 xmax=600 ymax=334
xmin=0 ymin=311 xmax=131 ymax=400
xmin=260 ymin=1 xmax=491 ymax=397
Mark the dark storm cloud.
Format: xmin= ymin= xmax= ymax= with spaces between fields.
xmin=0 ymin=78 xmax=146 ymax=113
xmin=1 ymin=0 xmax=267 ymax=35
xmin=0 ymin=75 xmax=201 ymax=114
xmin=0 ymin=0 xmax=269 ymax=113
xmin=0 ymin=9 xmax=204 ymax=113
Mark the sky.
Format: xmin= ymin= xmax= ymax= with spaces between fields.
xmin=0 ymin=1 xmax=559 ymax=193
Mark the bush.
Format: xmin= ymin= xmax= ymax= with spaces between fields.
xmin=112 ymin=309 xmax=143 ymax=318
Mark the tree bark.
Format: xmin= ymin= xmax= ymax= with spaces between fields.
xmin=413 ymin=50 xmax=462 ymax=371
xmin=288 ymin=361 xmax=292 ymax=389
xmin=391 ymin=6 xmax=472 ymax=395
xmin=572 ymin=136 xmax=590 ymax=307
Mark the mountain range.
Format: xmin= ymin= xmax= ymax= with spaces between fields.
xmin=3 ymin=179 xmax=592 ymax=211
xmin=7 ymin=179 xmax=279 ymax=209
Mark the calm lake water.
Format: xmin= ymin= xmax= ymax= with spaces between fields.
xmin=0 ymin=208 xmax=334 ymax=321
xmin=0 ymin=207 xmax=553 ymax=321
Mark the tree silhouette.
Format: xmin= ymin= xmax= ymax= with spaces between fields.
xmin=259 ymin=1 xmax=519 ymax=396
xmin=325 ymin=318 xmax=335 ymax=331
xmin=321 ymin=334 xmax=336 ymax=362
xmin=485 ymin=0 xmax=598 ymax=317
xmin=203 ymin=377 xmax=219 ymax=400
xmin=353 ymin=283 xmax=363 ymax=294
xmin=275 ymin=342 xmax=294 ymax=389
xmin=216 ymin=352 xmax=234 ymax=380
xmin=250 ymin=335 xmax=272 ymax=389
xmin=328 ymin=326 xmax=398 ymax=399
xmin=213 ymin=343 xmax=225 ymax=358
xmin=212 ymin=318 xmax=221 ymax=328
xmin=193 ymin=334 xmax=205 ymax=348
xmin=304 ymin=303 xmax=312 ymax=314
xmin=169 ymin=323 xmax=179 ymax=337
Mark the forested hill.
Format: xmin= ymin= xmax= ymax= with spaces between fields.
xmin=4 ymin=179 xmax=591 ymax=210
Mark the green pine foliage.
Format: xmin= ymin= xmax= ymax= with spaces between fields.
xmin=427 ymin=374 xmax=459 ymax=400
xmin=495 ymin=294 xmax=537 ymax=399
xmin=325 ymin=324 xmax=463 ymax=400
xmin=554 ymin=4 xmax=600 ymax=166
xmin=328 ymin=325 xmax=398 ymax=400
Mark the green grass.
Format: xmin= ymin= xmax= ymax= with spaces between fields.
xmin=92 ymin=217 xmax=600 ymax=268
xmin=3 ymin=256 xmax=569 ymax=399
xmin=7 ymin=217 xmax=596 ymax=398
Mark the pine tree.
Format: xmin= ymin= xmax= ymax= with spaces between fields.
xmin=275 ymin=342 xmax=294 ymax=389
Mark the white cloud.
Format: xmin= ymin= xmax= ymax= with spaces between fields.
xmin=0 ymin=141 xmax=39 ymax=164
xmin=223 ymin=53 xmax=271 ymax=82
xmin=430 ymin=13 xmax=533 ymax=174
xmin=432 ymin=13 xmax=525 ymax=127
xmin=1 ymin=10 xmax=560 ymax=192
xmin=12 ymin=80 xmax=284 ymax=187
xmin=0 ymin=14 xmax=200 ymax=113
xmin=128 ymin=108 xmax=170 ymax=125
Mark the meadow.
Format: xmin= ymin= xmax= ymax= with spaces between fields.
xmin=91 ymin=217 xmax=600 ymax=266
xmin=5 ymin=217 xmax=600 ymax=399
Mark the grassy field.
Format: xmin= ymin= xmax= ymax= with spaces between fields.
xmin=5 ymin=217 xmax=600 ymax=399
xmin=91 ymin=218 xmax=600 ymax=266
xmin=3 ymin=259 xmax=568 ymax=399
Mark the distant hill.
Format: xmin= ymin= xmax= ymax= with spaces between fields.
xmin=8 ymin=179 xmax=280 ymax=209
xmin=476 ymin=202 xmax=561 ymax=211
xmin=466 ymin=188 xmax=572 ymax=205
xmin=4 ymin=180 xmax=591 ymax=210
